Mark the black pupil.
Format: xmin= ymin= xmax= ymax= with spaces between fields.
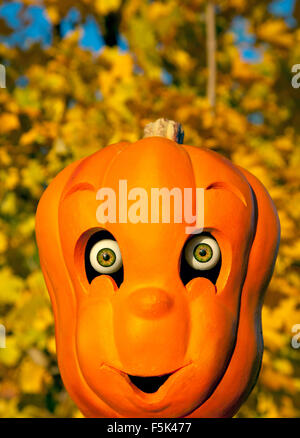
xmin=200 ymin=249 xmax=207 ymax=256
xmin=102 ymin=252 xmax=110 ymax=261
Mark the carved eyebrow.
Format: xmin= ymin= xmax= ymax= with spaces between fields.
xmin=205 ymin=181 xmax=247 ymax=207
xmin=62 ymin=182 xmax=95 ymax=201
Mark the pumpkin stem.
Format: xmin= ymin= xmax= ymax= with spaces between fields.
xmin=143 ymin=118 xmax=184 ymax=144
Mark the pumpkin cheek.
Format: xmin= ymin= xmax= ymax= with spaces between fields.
xmin=187 ymin=277 xmax=237 ymax=375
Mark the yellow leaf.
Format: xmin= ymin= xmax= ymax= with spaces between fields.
xmin=0 ymin=113 xmax=19 ymax=133
xmin=257 ymin=20 xmax=294 ymax=48
xmin=0 ymin=268 xmax=23 ymax=305
xmin=47 ymin=337 xmax=56 ymax=355
xmin=19 ymin=358 xmax=52 ymax=393
xmin=0 ymin=336 xmax=22 ymax=367
xmin=95 ymin=0 xmax=122 ymax=15
xmin=0 ymin=232 xmax=7 ymax=253
xmin=46 ymin=6 xmax=60 ymax=24
xmin=0 ymin=192 xmax=17 ymax=215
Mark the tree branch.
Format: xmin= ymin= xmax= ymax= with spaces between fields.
xmin=206 ymin=1 xmax=217 ymax=110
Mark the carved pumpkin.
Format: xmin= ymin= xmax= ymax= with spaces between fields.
xmin=35 ymin=119 xmax=280 ymax=418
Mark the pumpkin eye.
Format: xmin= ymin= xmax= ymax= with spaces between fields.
xmin=180 ymin=233 xmax=221 ymax=286
xmin=85 ymin=230 xmax=124 ymax=286
xmin=185 ymin=236 xmax=220 ymax=271
xmin=89 ymin=239 xmax=122 ymax=274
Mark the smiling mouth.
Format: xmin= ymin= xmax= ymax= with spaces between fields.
xmin=127 ymin=373 xmax=172 ymax=393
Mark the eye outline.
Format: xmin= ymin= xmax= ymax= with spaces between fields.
xmin=184 ymin=235 xmax=220 ymax=271
xmin=89 ymin=239 xmax=123 ymax=274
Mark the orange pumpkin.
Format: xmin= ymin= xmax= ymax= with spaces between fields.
xmin=35 ymin=119 xmax=280 ymax=418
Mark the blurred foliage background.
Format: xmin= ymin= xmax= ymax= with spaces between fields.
xmin=0 ymin=0 xmax=299 ymax=418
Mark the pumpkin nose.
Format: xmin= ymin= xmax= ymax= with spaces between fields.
xmin=128 ymin=288 xmax=173 ymax=319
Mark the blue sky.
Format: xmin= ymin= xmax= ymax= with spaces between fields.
xmin=0 ymin=2 xmax=127 ymax=51
xmin=232 ymin=0 xmax=296 ymax=61
xmin=0 ymin=0 xmax=296 ymax=58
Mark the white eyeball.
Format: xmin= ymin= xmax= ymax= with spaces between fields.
xmin=89 ymin=239 xmax=122 ymax=274
xmin=184 ymin=235 xmax=220 ymax=271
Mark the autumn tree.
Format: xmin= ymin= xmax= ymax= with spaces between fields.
xmin=0 ymin=0 xmax=299 ymax=417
